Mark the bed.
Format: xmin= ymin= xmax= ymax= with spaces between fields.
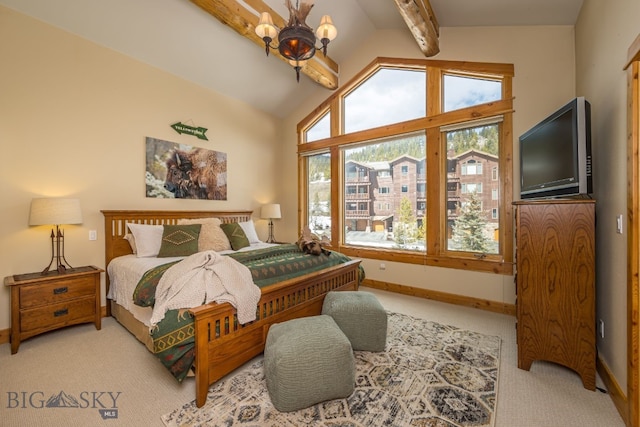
xmin=101 ymin=210 xmax=361 ymax=408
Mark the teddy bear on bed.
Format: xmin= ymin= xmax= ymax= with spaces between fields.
xmin=297 ymin=226 xmax=331 ymax=256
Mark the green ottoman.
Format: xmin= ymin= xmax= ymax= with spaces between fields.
xmin=264 ymin=315 xmax=355 ymax=412
xmin=322 ymin=291 xmax=387 ymax=352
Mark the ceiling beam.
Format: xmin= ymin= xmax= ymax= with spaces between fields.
xmin=189 ymin=0 xmax=339 ymax=89
xmin=393 ymin=0 xmax=440 ymax=57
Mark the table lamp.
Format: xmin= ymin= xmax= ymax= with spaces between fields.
xmin=261 ymin=203 xmax=281 ymax=243
xmin=29 ymin=198 xmax=83 ymax=274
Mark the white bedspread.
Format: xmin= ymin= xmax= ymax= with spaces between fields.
xmin=150 ymin=250 xmax=260 ymax=327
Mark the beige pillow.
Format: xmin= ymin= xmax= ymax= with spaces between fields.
xmin=177 ymin=218 xmax=231 ymax=252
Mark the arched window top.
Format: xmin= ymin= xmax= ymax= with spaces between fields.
xmin=343 ymin=67 xmax=425 ymax=134
xmin=299 ymin=57 xmax=513 ymax=142
xmin=305 ymin=110 xmax=330 ymax=142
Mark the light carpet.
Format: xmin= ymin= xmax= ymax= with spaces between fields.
xmin=162 ymin=312 xmax=501 ymax=427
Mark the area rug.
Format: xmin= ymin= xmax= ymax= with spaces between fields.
xmin=162 ymin=312 xmax=501 ymax=427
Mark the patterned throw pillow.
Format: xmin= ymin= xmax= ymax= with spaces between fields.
xmin=157 ymin=224 xmax=201 ymax=257
xmin=177 ymin=217 xmax=231 ymax=252
xmin=220 ymin=223 xmax=250 ymax=250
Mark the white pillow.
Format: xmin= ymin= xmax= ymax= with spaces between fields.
xmin=126 ymin=223 xmax=164 ymax=257
xmin=239 ymin=220 xmax=261 ymax=244
xmin=177 ymin=218 xmax=231 ymax=251
xmin=124 ymin=233 xmax=137 ymax=254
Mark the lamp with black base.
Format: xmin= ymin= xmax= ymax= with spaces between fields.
xmin=29 ymin=198 xmax=83 ymax=274
xmin=261 ymin=204 xmax=282 ymax=244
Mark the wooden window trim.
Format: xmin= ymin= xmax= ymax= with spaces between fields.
xmin=298 ymin=57 xmax=514 ymax=275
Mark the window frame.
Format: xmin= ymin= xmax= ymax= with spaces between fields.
xmin=297 ymin=57 xmax=514 ymax=274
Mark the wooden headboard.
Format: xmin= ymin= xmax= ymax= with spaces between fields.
xmin=101 ymin=210 xmax=252 ymax=302
xmin=101 ymin=210 xmax=253 ymax=265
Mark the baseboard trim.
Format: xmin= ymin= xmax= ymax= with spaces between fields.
xmin=0 ymin=328 xmax=9 ymax=345
xmin=362 ymin=278 xmax=516 ymax=316
xmin=597 ymin=354 xmax=629 ymax=426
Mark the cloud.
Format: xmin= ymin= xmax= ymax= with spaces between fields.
xmin=444 ymin=75 xmax=501 ymax=112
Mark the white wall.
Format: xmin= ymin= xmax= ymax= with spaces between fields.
xmin=575 ymin=0 xmax=640 ymax=394
xmin=279 ymin=25 xmax=576 ymax=308
xmin=0 ymin=6 xmax=282 ymax=331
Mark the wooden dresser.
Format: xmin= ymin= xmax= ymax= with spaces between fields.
xmin=4 ymin=265 xmax=103 ymax=354
xmin=514 ymin=199 xmax=596 ymax=390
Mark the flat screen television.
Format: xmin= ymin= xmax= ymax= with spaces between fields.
xmin=519 ymin=96 xmax=592 ymax=199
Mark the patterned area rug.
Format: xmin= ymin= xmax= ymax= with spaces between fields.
xmin=162 ymin=312 xmax=501 ymax=427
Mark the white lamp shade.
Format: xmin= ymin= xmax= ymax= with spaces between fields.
xmin=316 ymin=15 xmax=337 ymax=41
xmin=261 ymin=204 xmax=281 ymax=219
xmin=255 ymin=12 xmax=278 ymax=39
xmin=29 ymin=198 xmax=83 ymax=226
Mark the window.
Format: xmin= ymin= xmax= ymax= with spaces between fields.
xmin=443 ymin=74 xmax=502 ymax=112
xmin=305 ymin=111 xmax=330 ymax=142
xmin=461 ymin=183 xmax=482 ymax=194
xmin=343 ymin=68 xmax=425 ymax=134
xmin=298 ymin=58 xmax=513 ymax=274
xmin=306 ymin=153 xmax=331 ymax=238
xmin=343 ymin=133 xmax=425 ymax=249
xmin=446 ymin=123 xmax=498 ymax=255
xmin=462 ymin=161 xmax=482 ymax=175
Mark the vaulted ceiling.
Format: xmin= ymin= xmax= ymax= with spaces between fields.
xmin=0 ymin=0 xmax=584 ymax=118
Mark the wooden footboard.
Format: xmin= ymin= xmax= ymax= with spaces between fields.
xmin=101 ymin=210 xmax=361 ymax=408
xmin=190 ymin=258 xmax=360 ymax=407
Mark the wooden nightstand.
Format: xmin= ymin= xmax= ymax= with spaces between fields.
xmin=4 ymin=265 xmax=103 ymax=354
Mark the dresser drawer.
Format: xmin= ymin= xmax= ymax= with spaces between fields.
xmin=19 ymin=276 xmax=96 ymax=309
xmin=20 ymin=296 xmax=96 ymax=333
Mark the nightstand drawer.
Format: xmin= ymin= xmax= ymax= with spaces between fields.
xmin=19 ymin=276 xmax=95 ymax=309
xmin=20 ymin=296 xmax=96 ymax=333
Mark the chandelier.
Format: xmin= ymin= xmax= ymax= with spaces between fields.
xmin=255 ymin=0 xmax=337 ymax=82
